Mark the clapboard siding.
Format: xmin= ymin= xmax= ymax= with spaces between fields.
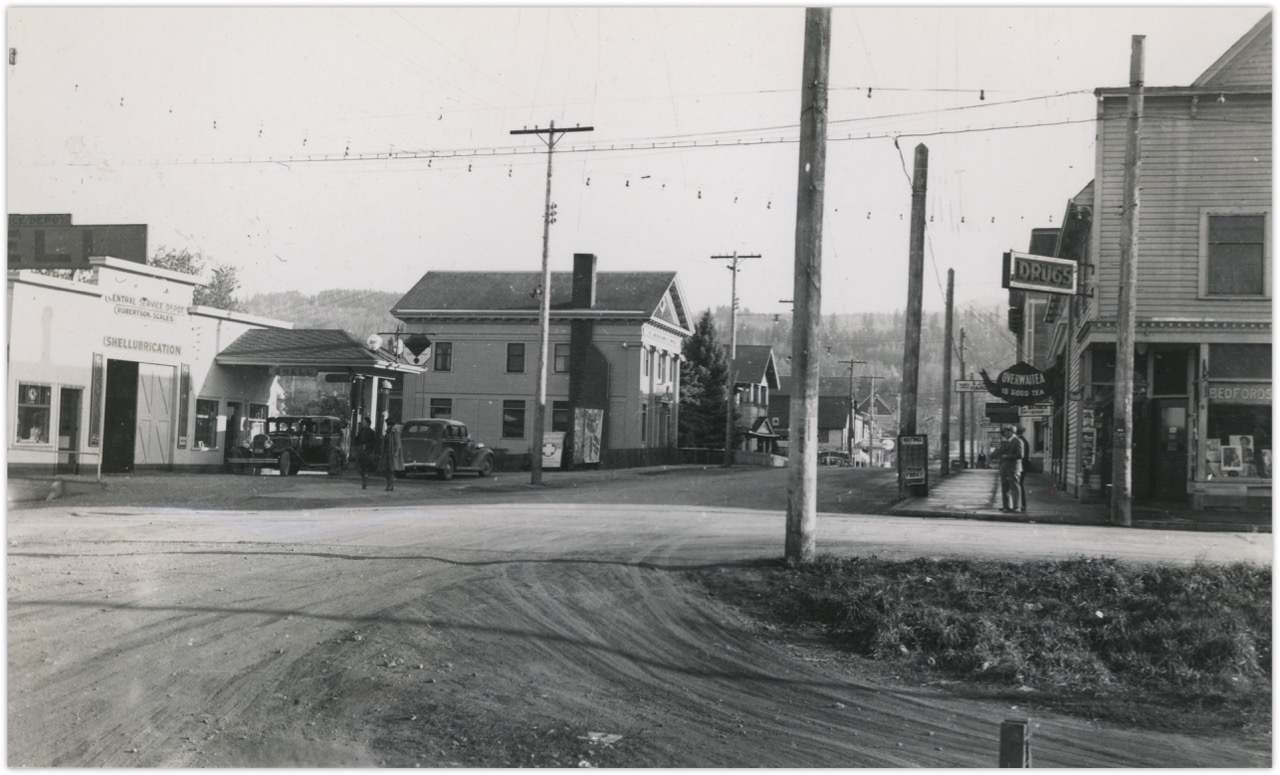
xmin=1092 ymin=93 xmax=1272 ymax=321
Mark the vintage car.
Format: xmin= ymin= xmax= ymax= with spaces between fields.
xmin=230 ymin=415 xmax=349 ymax=476
xmin=398 ymin=418 xmax=495 ymax=479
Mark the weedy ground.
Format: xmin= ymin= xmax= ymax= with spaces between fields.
xmin=697 ymin=555 xmax=1271 ymax=735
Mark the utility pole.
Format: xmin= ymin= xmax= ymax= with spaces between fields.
xmin=712 ymin=252 xmax=761 ymax=467
xmin=958 ymin=327 xmax=966 ymax=467
xmin=511 ymin=120 xmax=594 ymax=485
xmin=1111 ymin=35 xmax=1144 ymax=527
xmin=840 ymin=359 xmax=866 ymax=457
xmin=785 ymin=7 xmax=831 ymax=565
xmin=941 ymin=269 xmax=954 ymax=476
xmin=900 ymin=144 xmax=928 ymax=440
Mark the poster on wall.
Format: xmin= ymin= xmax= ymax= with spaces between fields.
xmin=542 ymin=432 xmax=565 ymax=468
xmin=1221 ymin=445 xmax=1244 ymax=473
xmin=1259 ymin=450 xmax=1272 ymax=479
xmin=1205 ymin=438 xmax=1222 ymax=479
xmin=573 ymin=408 xmax=603 ymax=465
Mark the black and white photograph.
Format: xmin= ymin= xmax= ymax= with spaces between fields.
xmin=6 ymin=4 xmax=1272 ymax=768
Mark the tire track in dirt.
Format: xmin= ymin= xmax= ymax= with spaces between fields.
xmin=8 ymin=501 xmax=1269 ymax=767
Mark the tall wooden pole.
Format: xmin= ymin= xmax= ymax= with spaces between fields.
xmin=785 ymin=7 xmax=831 ymax=564
xmin=713 ymin=252 xmax=761 ymax=467
xmin=510 ymin=121 xmax=594 ymax=485
xmin=840 ymin=358 xmax=866 ymax=457
xmin=900 ymin=144 xmax=928 ymax=438
xmin=941 ymin=268 xmax=954 ymax=476
xmin=959 ymin=328 xmax=966 ymax=466
xmin=1111 ymin=35 xmax=1144 ymax=527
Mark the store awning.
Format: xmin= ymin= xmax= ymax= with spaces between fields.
xmin=216 ymin=329 xmax=423 ymax=378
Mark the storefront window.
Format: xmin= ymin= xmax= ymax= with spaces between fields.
xmin=551 ymin=400 xmax=570 ymax=433
xmin=502 ymin=400 xmax=525 ymax=438
xmin=1205 ymin=405 xmax=1271 ymax=480
xmin=194 ymin=399 xmax=218 ymax=450
xmin=430 ymin=398 xmax=452 ymax=419
xmin=248 ymin=403 xmax=268 ymax=438
xmin=16 ymin=383 xmax=51 ymax=444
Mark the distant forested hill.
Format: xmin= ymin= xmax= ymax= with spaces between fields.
xmin=711 ymin=304 xmax=1017 ymax=434
xmin=242 ymin=289 xmax=403 ymax=339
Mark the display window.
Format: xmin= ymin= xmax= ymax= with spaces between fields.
xmin=194 ymin=399 xmax=219 ymax=450
xmin=1202 ymin=344 xmax=1271 ymax=481
xmin=16 ymin=383 xmax=52 ymax=444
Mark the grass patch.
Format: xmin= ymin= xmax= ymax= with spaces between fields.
xmin=699 ymin=555 xmax=1270 ymax=732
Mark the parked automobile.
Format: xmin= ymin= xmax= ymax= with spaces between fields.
xmin=230 ymin=415 xmax=348 ymax=476
xmin=818 ymin=451 xmax=851 ymax=467
xmin=398 ymin=418 xmax=496 ymax=479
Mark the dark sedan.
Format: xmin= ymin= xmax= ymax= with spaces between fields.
xmin=398 ymin=418 xmax=496 ymax=480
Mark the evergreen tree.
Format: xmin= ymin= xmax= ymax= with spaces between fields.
xmin=679 ymin=310 xmax=733 ymax=448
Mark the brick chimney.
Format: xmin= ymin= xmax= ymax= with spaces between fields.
xmin=572 ymin=253 xmax=597 ymax=309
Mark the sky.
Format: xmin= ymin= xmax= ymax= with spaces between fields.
xmin=6 ymin=4 xmax=1271 ymax=323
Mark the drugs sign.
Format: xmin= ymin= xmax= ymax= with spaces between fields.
xmin=897 ymin=434 xmax=928 ymax=488
xmin=1002 ymin=251 xmax=1078 ymax=295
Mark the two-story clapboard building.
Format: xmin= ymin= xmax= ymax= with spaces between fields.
xmin=1036 ymin=13 xmax=1272 ymax=512
xmin=389 ymin=253 xmax=693 ymax=465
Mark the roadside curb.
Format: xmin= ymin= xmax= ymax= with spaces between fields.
xmin=7 ymin=477 xmax=109 ymax=504
xmin=889 ymin=504 xmax=1270 ymax=533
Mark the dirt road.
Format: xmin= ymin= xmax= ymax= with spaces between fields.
xmin=8 ymin=498 xmax=1270 ymax=767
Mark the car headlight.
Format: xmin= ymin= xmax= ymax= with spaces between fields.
xmin=263 ymin=438 xmax=273 ymax=449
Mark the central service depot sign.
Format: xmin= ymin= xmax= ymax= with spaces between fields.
xmin=1002 ymin=251 xmax=1078 ymax=295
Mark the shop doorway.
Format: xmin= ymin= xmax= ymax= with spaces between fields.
xmin=102 ymin=360 xmax=175 ymax=473
xmin=103 ymin=360 xmax=138 ymax=473
xmin=57 ymin=387 xmax=82 ymax=474
xmin=1151 ymin=399 xmax=1189 ymax=502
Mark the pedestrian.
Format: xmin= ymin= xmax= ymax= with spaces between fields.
xmin=353 ymin=415 xmax=380 ymax=490
xmin=977 ymin=451 xmax=987 ymax=469
xmin=1014 ymin=424 xmax=1031 ymax=513
xmin=996 ymin=424 xmax=1023 ymax=513
xmin=380 ymin=416 xmax=405 ymax=491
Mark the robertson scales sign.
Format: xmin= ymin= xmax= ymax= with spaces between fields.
xmin=1002 ymin=251 xmax=1078 ymax=295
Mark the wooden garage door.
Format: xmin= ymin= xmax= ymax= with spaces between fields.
xmin=134 ymin=364 xmax=174 ymax=467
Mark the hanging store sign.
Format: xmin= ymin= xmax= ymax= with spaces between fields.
xmin=1018 ymin=403 xmax=1053 ymax=418
xmin=1002 ymin=251 xmax=1078 ymax=296
xmin=980 ymin=362 xmax=1052 ymax=406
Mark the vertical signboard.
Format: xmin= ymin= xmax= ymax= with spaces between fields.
xmin=88 ymin=353 xmax=103 ymax=447
xmin=176 ymin=363 xmax=191 ymax=449
xmin=542 ymin=431 xmax=565 ymax=468
xmin=897 ymin=433 xmax=929 ymax=491
xmin=573 ymin=408 xmax=603 ymax=465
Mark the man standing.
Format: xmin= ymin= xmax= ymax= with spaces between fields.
xmin=381 ymin=417 xmax=405 ymax=492
xmin=354 ymin=416 xmax=380 ymax=490
xmin=1014 ymin=424 xmax=1031 ymax=513
xmin=997 ymin=425 xmax=1023 ymax=513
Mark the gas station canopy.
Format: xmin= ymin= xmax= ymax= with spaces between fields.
xmin=215 ymin=329 xmax=423 ymax=379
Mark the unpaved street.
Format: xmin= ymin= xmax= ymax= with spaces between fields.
xmin=8 ymin=485 xmax=1270 ymax=767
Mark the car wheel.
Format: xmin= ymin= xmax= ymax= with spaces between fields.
xmin=327 ymin=449 xmax=344 ymax=476
xmin=476 ymin=454 xmax=494 ymax=477
xmin=437 ymin=454 xmax=455 ymax=480
xmin=279 ymin=452 xmax=294 ymax=477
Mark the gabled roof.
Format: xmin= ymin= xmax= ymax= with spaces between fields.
xmin=857 ymin=394 xmax=896 ymax=416
xmin=391 ymin=270 xmax=691 ymax=333
xmin=728 ymin=344 xmax=781 ymax=389
xmin=216 ymin=329 xmax=422 ymax=375
xmin=1194 ymin=12 xmax=1272 ymax=89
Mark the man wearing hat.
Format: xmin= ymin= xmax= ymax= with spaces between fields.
xmin=996 ymin=424 xmax=1023 ymax=512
